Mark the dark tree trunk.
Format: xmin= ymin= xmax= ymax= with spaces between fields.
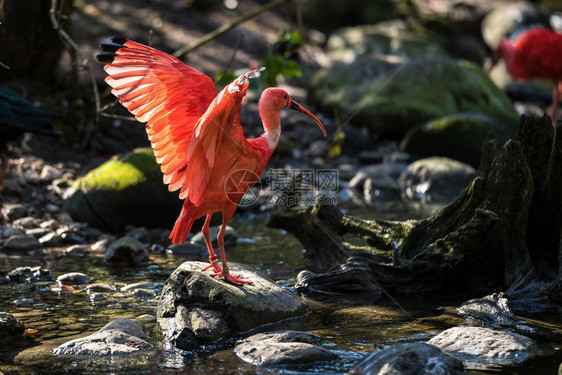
xmin=0 ymin=0 xmax=73 ymax=84
xmin=269 ymin=115 xmax=561 ymax=299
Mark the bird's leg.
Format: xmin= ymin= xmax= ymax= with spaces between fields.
xmin=201 ymin=214 xmax=223 ymax=274
xmin=215 ymin=220 xmax=252 ymax=285
xmin=550 ymin=82 xmax=561 ymax=125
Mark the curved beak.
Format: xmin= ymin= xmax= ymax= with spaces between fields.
xmin=289 ymin=99 xmax=327 ymax=137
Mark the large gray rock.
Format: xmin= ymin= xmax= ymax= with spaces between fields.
xmin=157 ymin=261 xmax=308 ymax=350
xmin=52 ymin=318 xmax=151 ymax=356
xmin=398 ymin=157 xmax=476 ymax=203
xmin=350 ymin=342 xmax=465 ymax=374
xmin=234 ymin=331 xmax=337 ymax=366
xmin=457 ymin=294 xmax=518 ymax=326
xmin=428 ymin=326 xmax=535 ymax=367
xmin=312 ymin=56 xmax=518 ymax=139
xmin=63 ymin=148 xmax=182 ymax=231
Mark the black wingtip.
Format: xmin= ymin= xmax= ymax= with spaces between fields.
xmin=111 ymin=36 xmax=127 ymax=46
xmin=96 ymin=53 xmax=116 ymax=63
xmin=100 ymin=44 xmax=120 ymax=53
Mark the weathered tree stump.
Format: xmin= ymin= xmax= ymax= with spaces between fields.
xmin=269 ymin=116 xmax=561 ymax=298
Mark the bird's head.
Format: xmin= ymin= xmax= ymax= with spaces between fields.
xmin=489 ymin=38 xmax=516 ymax=73
xmin=260 ymin=88 xmax=327 ymax=136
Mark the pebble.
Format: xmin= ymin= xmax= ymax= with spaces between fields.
xmin=27 ymin=228 xmax=52 ymax=238
xmin=132 ymin=288 xmax=156 ymax=299
xmin=65 ymin=245 xmax=90 ymax=255
xmin=91 ymin=238 xmax=112 ymax=252
xmin=40 ymin=219 xmax=60 ymax=230
xmin=2 ymin=204 xmax=27 ymax=221
xmin=57 ymin=272 xmax=91 ymax=285
xmin=121 ymin=281 xmax=156 ymax=292
xmin=190 ymin=226 xmax=237 ymax=247
xmin=105 ymin=236 xmax=149 ymax=265
xmin=24 ymin=171 xmax=41 ymax=184
xmin=40 ymin=165 xmax=63 ymax=181
xmin=89 ymin=293 xmax=104 ymax=302
xmin=12 ymin=217 xmax=37 ymax=229
xmin=1 ymin=178 xmax=23 ymax=196
xmin=136 ymin=314 xmax=156 ymax=322
xmin=12 ymin=298 xmax=34 ymax=307
xmin=7 ymin=266 xmax=51 ymax=283
xmin=87 ymin=283 xmax=117 ymax=293
xmin=0 ymin=312 xmax=25 ymax=339
xmin=2 ymin=227 xmax=24 ymax=238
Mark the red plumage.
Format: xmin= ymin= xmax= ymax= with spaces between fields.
xmin=97 ymin=37 xmax=326 ymax=285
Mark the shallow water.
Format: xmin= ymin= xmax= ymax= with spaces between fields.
xmin=1 ymin=204 xmax=561 ymax=374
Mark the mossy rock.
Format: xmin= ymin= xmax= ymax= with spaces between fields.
xmin=400 ymin=113 xmax=515 ymax=166
xmin=311 ymin=57 xmax=518 ymax=139
xmin=63 ymin=148 xmax=181 ymax=231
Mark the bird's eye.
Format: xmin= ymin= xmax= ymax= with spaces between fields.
xmin=283 ymin=94 xmax=287 ymax=99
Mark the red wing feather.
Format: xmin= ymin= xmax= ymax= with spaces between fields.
xmin=98 ymin=38 xmax=216 ymax=199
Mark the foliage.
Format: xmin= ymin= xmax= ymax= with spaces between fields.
xmin=259 ymin=31 xmax=304 ymax=87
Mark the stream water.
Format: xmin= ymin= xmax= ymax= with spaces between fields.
xmin=0 ymin=204 xmax=561 ymax=374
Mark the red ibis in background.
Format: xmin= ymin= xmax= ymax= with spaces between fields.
xmin=97 ymin=37 xmax=327 ymax=285
xmin=491 ymin=28 xmax=562 ymax=124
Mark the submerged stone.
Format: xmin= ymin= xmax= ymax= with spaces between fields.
xmin=428 ymin=326 xmax=535 ymax=368
xmin=157 ymin=261 xmax=308 ymax=350
xmin=350 ymin=342 xmax=464 ymax=375
xmin=234 ymin=331 xmax=337 ymax=366
xmin=52 ymin=318 xmax=151 ymax=356
xmin=105 ymin=236 xmax=149 ymax=265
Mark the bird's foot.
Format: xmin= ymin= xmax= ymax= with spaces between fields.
xmin=213 ymin=266 xmax=252 ymax=286
xmin=203 ymin=255 xmax=222 ymax=273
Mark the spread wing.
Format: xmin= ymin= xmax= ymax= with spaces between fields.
xmin=182 ymin=68 xmax=265 ymax=206
xmin=97 ymin=37 xmax=217 ymax=199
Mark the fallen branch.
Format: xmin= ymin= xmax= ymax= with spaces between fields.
xmin=172 ymin=0 xmax=290 ymax=58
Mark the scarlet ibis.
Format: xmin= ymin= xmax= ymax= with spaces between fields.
xmin=0 ymin=86 xmax=60 ymax=187
xmin=97 ymin=37 xmax=326 ymax=285
xmin=491 ymin=28 xmax=562 ymax=124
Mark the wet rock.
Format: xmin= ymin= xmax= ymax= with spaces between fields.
xmin=190 ymin=226 xmax=237 ymax=248
xmin=52 ymin=318 xmax=151 ymax=356
xmin=39 ymin=219 xmax=59 ymax=230
xmin=157 ymin=261 xmax=308 ymax=350
xmin=121 ymin=281 xmax=157 ymax=292
xmin=7 ymin=266 xmax=51 ymax=283
xmin=87 ymin=283 xmax=117 ymax=293
xmin=235 ymin=331 xmax=337 ymax=366
xmin=349 ymin=162 xmax=405 ymax=192
xmin=132 ymin=288 xmax=156 ymax=299
xmin=12 ymin=217 xmax=37 ymax=229
xmin=350 ymin=342 xmax=465 ymax=375
xmin=2 ymin=204 xmax=27 ymax=221
xmin=26 ymin=228 xmax=51 ymax=238
xmin=0 ymin=312 xmax=25 ymax=340
xmin=401 ymin=114 xmax=514 ymax=167
xmin=91 ymin=238 xmax=112 ymax=253
xmin=428 ymin=326 xmax=535 ymax=367
xmin=125 ymin=226 xmax=150 ymax=244
xmin=63 ymin=148 xmax=182 ymax=231
xmin=39 ymin=232 xmax=63 ymax=246
xmin=89 ymin=292 xmax=104 ymax=302
xmin=57 ymin=272 xmax=91 ymax=285
xmin=40 ymin=165 xmax=63 ymax=181
xmin=24 ymin=171 xmax=40 ymax=184
xmin=105 ymin=236 xmax=149 ymax=265
xmin=65 ymin=244 xmax=89 ymax=255
xmin=3 ymin=235 xmax=41 ymax=251
xmin=187 ymin=307 xmax=229 ymax=342
xmin=1 ymin=178 xmax=23 ymax=197
xmin=12 ymin=298 xmax=34 ymax=307
xmin=398 ymin=157 xmax=476 ymax=203
xmin=458 ymin=293 xmax=518 ymax=326
xmin=136 ymin=314 xmax=156 ymax=323
xmin=312 ymin=56 xmax=517 ymax=139
xmin=2 ymin=226 xmax=24 ymax=238
xmin=166 ymin=242 xmax=207 ymax=258
xmin=295 ymin=263 xmax=382 ymax=303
